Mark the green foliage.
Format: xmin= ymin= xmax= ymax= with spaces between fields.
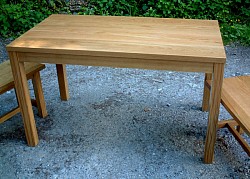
xmin=78 ymin=0 xmax=158 ymax=16
xmin=0 ymin=0 xmax=249 ymax=45
xmin=221 ymin=23 xmax=250 ymax=45
xmin=152 ymin=0 xmax=250 ymax=45
xmin=0 ymin=0 xmax=69 ymax=37
xmin=79 ymin=0 xmax=250 ymax=45
xmin=79 ymin=0 xmax=139 ymax=16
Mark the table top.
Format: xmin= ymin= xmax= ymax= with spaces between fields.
xmin=7 ymin=14 xmax=226 ymax=63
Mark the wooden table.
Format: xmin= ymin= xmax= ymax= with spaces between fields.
xmin=7 ymin=14 xmax=226 ymax=163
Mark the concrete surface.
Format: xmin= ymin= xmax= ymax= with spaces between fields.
xmin=0 ymin=37 xmax=250 ymax=178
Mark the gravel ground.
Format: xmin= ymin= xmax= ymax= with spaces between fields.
xmin=0 ymin=37 xmax=250 ymax=178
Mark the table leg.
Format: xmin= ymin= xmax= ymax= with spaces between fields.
xmin=9 ymin=52 xmax=39 ymax=146
xmin=56 ymin=64 xmax=69 ymax=101
xmin=202 ymin=73 xmax=212 ymax=112
xmin=204 ymin=63 xmax=224 ymax=164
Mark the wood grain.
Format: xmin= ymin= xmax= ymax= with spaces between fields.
xmin=0 ymin=60 xmax=47 ymax=124
xmin=204 ymin=63 xmax=224 ymax=164
xmin=18 ymin=52 xmax=214 ymax=73
xmin=6 ymin=15 xmax=226 ymax=163
xmin=8 ymin=52 xmax=39 ymax=146
xmin=7 ymin=15 xmax=226 ymax=63
xmin=208 ymin=76 xmax=250 ymax=156
xmin=202 ymin=73 xmax=213 ymax=111
xmin=218 ymin=119 xmax=239 ymax=129
xmin=32 ymin=72 xmax=48 ymax=118
xmin=0 ymin=60 xmax=45 ymax=94
xmin=221 ymin=76 xmax=250 ymax=136
xmin=227 ymin=123 xmax=250 ymax=156
xmin=206 ymin=76 xmax=250 ymax=136
xmin=0 ymin=107 xmax=20 ymax=124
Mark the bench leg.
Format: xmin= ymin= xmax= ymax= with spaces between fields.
xmin=218 ymin=120 xmax=250 ymax=156
xmin=218 ymin=120 xmax=244 ymax=135
xmin=202 ymin=73 xmax=212 ymax=112
xmin=204 ymin=64 xmax=224 ymax=164
xmin=0 ymin=107 xmax=20 ymax=124
xmin=32 ymin=72 xmax=48 ymax=118
xmin=56 ymin=64 xmax=69 ymax=101
xmin=9 ymin=51 xmax=38 ymax=146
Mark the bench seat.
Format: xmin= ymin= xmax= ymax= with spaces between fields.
xmin=0 ymin=60 xmax=47 ymax=123
xmin=206 ymin=76 xmax=250 ymax=156
xmin=0 ymin=61 xmax=45 ymax=94
xmin=221 ymin=76 xmax=250 ymax=135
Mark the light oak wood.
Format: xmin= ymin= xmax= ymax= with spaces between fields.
xmin=223 ymin=120 xmax=250 ymax=157
xmin=202 ymin=73 xmax=212 ymax=111
xmin=218 ymin=119 xmax=239 ymax=129
xmin=6 ymin=15 xmax=226 ymax=163
xmin=56 ymin=64 xmax=69 ymax=100
xmin=218 ymin=119 xmax=244 ymax=134
xmin=0 ymin=107 xmax=20 ymax=123
xmin=227 ymin=122 xmax=250 ymax=156
xmin=218 ymin=120 xmax=250 ymax=157
xmin=18 ymin=52 xmax=214 ymax=73
xmin=0 ymin=60 xmax=47 ymax=121
xmin=32 ymin=72 xmax=48 ymax=118
xmin=204 ymin=63 xmax=224 ymax=164
xmin=8 ymin=52 xmax=39 ymax=146
xmin=0 ymin=60 xmax=45 ymax=94
xmin=7 ymin=15 xmax=226 ymax=64
xmin=206 ymin=76 xmax=250 ymax=157
xmin=221 ymin=76 xmax=250 ymax=136
xmin=219 ymin=119 xmax=250 ymax=156
xmin=218 ymin=120 xmax=244 ymax=134
xmin=206 ymin=76 xmax=250 ymax=136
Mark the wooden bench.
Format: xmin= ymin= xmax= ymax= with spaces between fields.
xmin=206 ymin=76 xmax=250 ymax=156
xmin=0 ymin=60 xmax=47 ymax=123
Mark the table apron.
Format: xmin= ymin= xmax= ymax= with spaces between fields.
xmin=18 ymin=52 xmax=214 ymax=73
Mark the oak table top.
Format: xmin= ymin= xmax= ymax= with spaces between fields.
xmin=7 ymin=14 xmax=226 ymax=63
xmin=7 ymin=15 xmax=226 ymax=164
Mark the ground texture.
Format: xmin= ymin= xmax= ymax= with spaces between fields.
xmin=0 ymin=37 xmax=250 ymax=178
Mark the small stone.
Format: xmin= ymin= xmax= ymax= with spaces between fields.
xmin=238 ymin=168 xmax=244 ymax=172
xmin=152 ymin=79 xmax=164 ymax=83
xmin=235 ymin=72 xmax=241 ymax=76
xmin=144 ymin=107 xmax=151 ymax=112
